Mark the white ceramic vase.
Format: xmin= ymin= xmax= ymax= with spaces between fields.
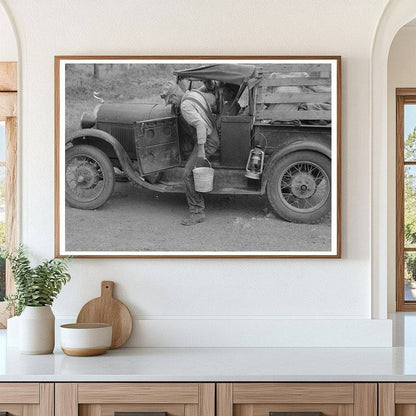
xmin=19 ymin=306 xmax=55 ymax=354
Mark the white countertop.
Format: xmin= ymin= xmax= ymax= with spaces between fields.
xmin=4 ymin=313 xmax=416 ymax=383
xmin=2 ymin=328 xmax=416 ymax=382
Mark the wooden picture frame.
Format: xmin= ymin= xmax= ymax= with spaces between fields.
xmin=55 ymin=56 xmax=341 ymax=258
xmin=396 ymin=89 xmax=416 ymax=311
xmin=0 ymin=61 xmax=17 ymax=327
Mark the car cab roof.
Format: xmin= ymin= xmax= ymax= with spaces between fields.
xmin=174 ymin=64 xmax=257 ymax=85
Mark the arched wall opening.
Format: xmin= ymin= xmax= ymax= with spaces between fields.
xmin=387 ymin=18 xmax=416 ymax=313
xmin=372 ymin=0 xmax=416 ymax=319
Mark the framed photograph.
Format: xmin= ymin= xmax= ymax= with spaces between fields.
xmin=55 ymin=56 xmax=341 ymax=258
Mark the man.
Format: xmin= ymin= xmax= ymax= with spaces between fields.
xmin=221 ymin=83 xmax=241 ymax=116
xmin=161 ymin=81 xmax=219 ymax=226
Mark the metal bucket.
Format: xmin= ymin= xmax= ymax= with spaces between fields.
xmin=193 ymin=159 xmax=214 ymax=193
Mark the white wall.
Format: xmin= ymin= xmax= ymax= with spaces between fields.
xmin=0 ymin=4 xmax=17 ymax=61
xmin=0 ymin=0 xmax=393 ymax=346
xmin=387 ymin=25 xmax=416 ymax=312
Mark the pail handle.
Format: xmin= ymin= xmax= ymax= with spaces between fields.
xmin=194 ymin=158 xmax=212 ymax=169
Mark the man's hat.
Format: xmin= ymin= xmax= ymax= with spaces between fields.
xmin=160 ymin=81 xmax=179 ymax=104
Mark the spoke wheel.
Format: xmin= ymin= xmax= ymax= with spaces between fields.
xmin=65 ymin=144 xmax=115 ymax=210
xmin=266 ymin=151 xmax=331 ymax=223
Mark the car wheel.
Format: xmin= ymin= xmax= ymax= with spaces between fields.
xmin=266 ymin=150 xmax=331 ymax=223
xmin=65 ymin=144 xmax=115 ymax=210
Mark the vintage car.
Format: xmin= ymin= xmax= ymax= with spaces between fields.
xmin=65 ymin=63 xmax=332 ymax=223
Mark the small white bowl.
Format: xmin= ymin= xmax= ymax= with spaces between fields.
xmin=60 ymin=323 xmax=112 ymax=356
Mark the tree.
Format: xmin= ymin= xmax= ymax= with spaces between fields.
xmin=406 ymin=126 xmax=416 ymax=161
xmin=93 ymin=64 xmax=101 ymax=80
xmin=404 ymin=126 xmax=416 ymax=280
xmin=0 ymin=222 xmax=5 ymax=247
xmin=405 ymin=127 xmax=416 ymax=245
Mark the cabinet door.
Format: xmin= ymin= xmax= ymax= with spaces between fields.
xmin=56 ymin=383 xmax=215 ymax=416
xmin=379 ymin=383 xmax=416 ymax=416
xmin=217 ymin=383 xmax=377 ymax=416
xmin=0 ymin=383 xmax=53 ymax=416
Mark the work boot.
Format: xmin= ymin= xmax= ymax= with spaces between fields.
xmin=181 ymin=213 xmax=206 ymax=226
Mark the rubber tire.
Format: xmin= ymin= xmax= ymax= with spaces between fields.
xmin=65 ymin=144 xmax=115 ymax=210
xmin=266 ymin=151 xmax=331 ymax=223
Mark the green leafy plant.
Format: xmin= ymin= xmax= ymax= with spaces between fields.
xmin=0 ymin=245 xmax=71 ymax=316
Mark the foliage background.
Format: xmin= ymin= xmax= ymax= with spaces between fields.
xmin=404 ymin=126 xmax=416 ymax=282
xmin=65 ymin=63 xmax=195 ymax=136
xmin=0 ymin=123 xmax=5 ymax=300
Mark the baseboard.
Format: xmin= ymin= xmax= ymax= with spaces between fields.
xmin=56 ymin=317 xmax=392 ymax=347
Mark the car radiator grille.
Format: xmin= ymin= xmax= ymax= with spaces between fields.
xmin=110 ymin=126 xmax=136 ymax=155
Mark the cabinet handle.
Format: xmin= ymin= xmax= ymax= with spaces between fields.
xmin=270 ymin=413 xmax=324 ymax=416
xmin=115 ymin=412 xmax=167 ymax=416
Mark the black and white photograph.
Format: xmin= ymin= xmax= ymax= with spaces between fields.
xmin=55 ymin=57 xmax=341 ymax=257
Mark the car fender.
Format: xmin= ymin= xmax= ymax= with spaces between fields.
xmin=261 ymin=140 xmax=331 ymax=194
xmin=66 ymin=127 xmax=136 ymax=171
xmin=65 ymin=129 xmax=177 ymax=193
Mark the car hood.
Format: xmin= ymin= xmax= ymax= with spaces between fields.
xmin=97 ymin=103 xmax=173 ymax=124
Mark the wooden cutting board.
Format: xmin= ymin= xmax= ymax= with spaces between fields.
xmin=76 ymin=281 xmax=133 ymax=349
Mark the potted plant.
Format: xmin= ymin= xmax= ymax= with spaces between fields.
xmin=1 ymin=245 xmax=71 ymax=354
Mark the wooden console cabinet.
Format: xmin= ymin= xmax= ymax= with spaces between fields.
xmin=0 ymin=383 xmax=53 ymax=416
xmin=0 ymin=381 xmax=403 ymax=416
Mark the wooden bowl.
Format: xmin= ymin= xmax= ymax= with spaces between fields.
xmin=60 ymin=323 xmax=112 ymax=356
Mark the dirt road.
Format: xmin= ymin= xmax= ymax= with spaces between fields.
xmin=65 ymin=182 xmax=331 ymax=253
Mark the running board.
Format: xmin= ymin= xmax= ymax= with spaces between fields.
xmin=156 ymin=183 xmax=261 ymax=195
xmin=130 ymin=167 xmax=263 ymax=195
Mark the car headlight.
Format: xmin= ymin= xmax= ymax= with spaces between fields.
xmin=80 ymin=111 xmax=97 ymax=129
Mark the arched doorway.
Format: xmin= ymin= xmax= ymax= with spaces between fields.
xmin=387 ymin=20 xmax=416 ymax=313
xmin=371 ymin=0 xmax=416 ymax=319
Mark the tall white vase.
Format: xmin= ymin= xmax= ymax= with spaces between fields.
xmin=19 ymin=306 xmax=55 ymax=354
